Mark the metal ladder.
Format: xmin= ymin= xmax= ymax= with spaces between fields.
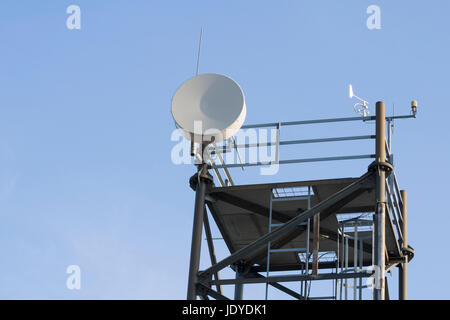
xmin=265 ymin=186 xmax=312 ymax=300
xmin=338 ymin=218 xmax=373 ymax=300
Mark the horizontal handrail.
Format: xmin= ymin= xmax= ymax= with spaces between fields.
xmin=211 ymin=154 xmax=375 ymax=169
xmin=241 ymin=114 xmax=415 ymax=129
xmin=214 ymin=135 xmax=375 ymax=154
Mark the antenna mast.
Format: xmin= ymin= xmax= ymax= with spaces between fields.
xmin=196 ymin=28 xmax=203 ymax=76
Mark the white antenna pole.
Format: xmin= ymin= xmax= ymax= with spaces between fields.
xmin=196 ymin=28 xmax=203 ymax=76
xmin=191 ymin=28 xmax=204 ymax=156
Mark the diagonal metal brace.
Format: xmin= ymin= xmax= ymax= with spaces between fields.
xmin=196 ymin=283 xmax=230 ymax=300
xmin=198 ymin=171 xmax=375 ymax=280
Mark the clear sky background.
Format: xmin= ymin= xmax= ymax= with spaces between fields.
xmin=0 ymin=0 xmax=449 ymax=299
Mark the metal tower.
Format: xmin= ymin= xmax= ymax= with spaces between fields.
xmin=186 ymin=101 xmax=416 ymax=300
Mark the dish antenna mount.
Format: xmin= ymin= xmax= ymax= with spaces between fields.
xmin=171 ymin=72 xmax=246 ymax=300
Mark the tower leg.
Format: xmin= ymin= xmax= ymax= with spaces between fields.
xmin=187 ymin=163 xmax=212 ymax=300
xmin=399 ymin=190 xmax=408 ymax=300
xmin=234 ymin=263 xmax=244 ymax=300
xmin=374 ymin=101 xmax=386 ymax=300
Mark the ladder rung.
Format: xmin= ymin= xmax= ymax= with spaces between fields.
xmin=271 ymin=223 xmax=284 ymax=227
xmin=272 ymin=195 xmax=311 ymax=202
xmin=343 ymin=284 xmax=368 ymax=289
xmin=269 ymin=248 xmax=306 ymax=253
xmin=307 ymin=296 xmax=336 ymax=300
xmin=271 ymin=221 xmax=308 ymax=228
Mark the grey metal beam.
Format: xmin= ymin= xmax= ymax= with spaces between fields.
xmin=386 ymin=183 xmax=403 ymax=240
xmin=196 ymin=283 xmax=230 ymax=300
xmin=211 ymin=177 xmax=359 ymax=192
xmin=308 ymin=296 xmax=336 ymax=300
xmin=240 ymin=114 xmax=414 ymax=129
xmin=210 ymin=271 xmax=374 ymax=286
xmin=249 ymin=258 xmax=374 ymax=273
xmin=251 ymin=262 xmax=334 ymax=272
xmin=187 ymin=164 xmax=211 ymax=300
xmin=312 ymin=213 xmax=320 ymax=276
xmin=217 ymin=135 xmax=376 ymax=153
xmin=211 ymin=166 xmax=226 ymax=187
xmin=212 ymin=142 xmax=235 ymax=186
xmin=242 ymin=116 xmax=367 ymax=128
xmin=393 ymin=173 xmax=404 ymax=208
xmin=198 ymin=171 xmax=374 ymax=280
xmin=374 ymin=101 xmax=387 ymax=300
xmin=211 ymin=154 xmax=375 ymax=169
xmin=245 ymin=272 xmax=305 ymax=300
xmin=203 ymin=208 xmax=222 ymax=295
xmin=234 ymin=264 xmax=244 ymax=300
xmin=385 ymin=277 xmax=390 ymax=300
xmin=399 ymin=190 xmax=408 ymax=300
xmin=385 ymin=205 xmax=402 ymax=257
xmin=340 ymin=219 xmax=374 ymax=227
xmin=335 ymin=206 xmax=375 ymax=213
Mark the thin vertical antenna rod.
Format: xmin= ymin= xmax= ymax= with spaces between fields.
xmin=196 ymin=28 xmax=203 ymax=76
xmin=190 ymin=28 xmax=203 ymax=158
xmin=392 ymin=103 xmax=395 ymax=135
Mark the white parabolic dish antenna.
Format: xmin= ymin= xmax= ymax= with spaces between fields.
xmin=171 ymin=73 xmax=246 ymax=144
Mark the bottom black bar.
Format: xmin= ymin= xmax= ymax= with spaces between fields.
xmin=0 ymin=300 xmax=445 ymax=319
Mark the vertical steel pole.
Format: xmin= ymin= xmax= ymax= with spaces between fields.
xmin=234 ymin=264 xmax=244 ymax=300
xmin=353 ymin=221 xmax=358 ymax=300
xmin=304 ymin=219 xmax=310 ymax=299
xmin=371 ymin=219 xmax=375 ymax=299
xmin=399 ymin=190 xmax=408 ymax=300
xmin=336 ymin=226 xmax=340 ymax=300
xmin=345 ymin=235 xmax=348 ymax=300
xmin=340 ymin=223 xmax=344 ymax=300
xmin=387 ymin=119 xmax=391 ymax=152
xmin=187 ymin=162 xmax=211 ymax=300
xmin=359 ymin=238 xmax=363 ymax=300
xmin=304 ymin=188 xmax=311 ymax=299
xmin=265 ymin=191 xmax=273 ymax=300
xmin=203 ymin=209 xmax=222 ymax=294
xmin=300 ymin=263 xmax=304 ymax=297
xmin=312 ymin=213 xmax=320 ymax=276
xmin=374 ymin=101 xmax=386 ymax=300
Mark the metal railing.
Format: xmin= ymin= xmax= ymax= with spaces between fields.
xmin=208 ymin=114 xmax=414 ymax=186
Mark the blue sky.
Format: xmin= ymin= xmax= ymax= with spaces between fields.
xmin=0 ymin=0 xmax=449 ymax=299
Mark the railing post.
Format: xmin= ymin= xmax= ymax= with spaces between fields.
xmin=399 ymin=190 xmax=408 ymax=300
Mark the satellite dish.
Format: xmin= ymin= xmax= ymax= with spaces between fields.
xmin=171 ymin=73 xmax=246 ymax=144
